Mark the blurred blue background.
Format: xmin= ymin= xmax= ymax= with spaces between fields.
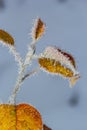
xmin=0 ymin=0 xmax=87 ymax=129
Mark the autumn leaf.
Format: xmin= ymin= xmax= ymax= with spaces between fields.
xmin=0 ymin=103 xmax=43 ymax=130
xmin=38 ymin=46 xmax=80 ymax=87
xmin=0 ymin=29 xmax=14 ymax=45
xmin=32 ymin=18 xmax=45 ymax=41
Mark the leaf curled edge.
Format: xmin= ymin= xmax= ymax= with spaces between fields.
xmin=38 ymin=46 xmax=80 ymax=87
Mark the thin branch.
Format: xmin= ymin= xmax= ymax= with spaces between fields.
xmin=8 ymin=64 xmax=25 ymax=104
xmin=9 ymin=46 xmax=23 ymax=67
xmin=24 ymin=40 xmax=36 ymax=66
xmin=22 ymin=67 xmax=40 ymax=81
xmin=8 ymin=41 xmax=37 ymax=104
xmin=8 ymin=18 xmax=45 ymax=104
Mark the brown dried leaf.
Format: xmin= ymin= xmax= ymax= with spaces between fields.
xmin=32 ymin=18 xmax=45 ymax=41
xmin=0 ymin=29 xmax=14 ymax=45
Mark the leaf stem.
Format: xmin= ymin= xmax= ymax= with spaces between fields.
xmin=22 ymin=67 xmax=40 ymax=81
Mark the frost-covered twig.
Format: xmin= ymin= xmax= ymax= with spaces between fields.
xmin=22 ymin=67 xmax=40 ymax=81
xmin=24 ymin=17 xmax=45 ymax=66
xmin=9 ymin=46 xmax=23 ymax=67
xmin=8 ymin=65 xmax=39 ymax=104
xmin=8 ymin=18 xmax=45 ymax=104
xmin=8 ymin=39 xmax=37 ymax=104
xmin=0 ymin=29 xmax=23 ymax=68
xmin=24 ymin=40 xmax=36 ymax=66
xmin=8 ymin=63 xmax=25 ymax=104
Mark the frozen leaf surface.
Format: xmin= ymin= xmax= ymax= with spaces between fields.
xmin=38 ymin=46 xmax=80 ymax=87
xmin=32 ymin=18 xmax=45 ymax=41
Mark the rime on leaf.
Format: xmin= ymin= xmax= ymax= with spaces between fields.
xmin=38 ymin=46 xmax=80 ymax=86
xmin=57 ymin=48 xmax=76 ymax=68
xmin=43 ymin=46 xmax=76 ymax=71
xmin=32 ymin=18 xmax=45 ymax=40
xmin=38 ymin=58 xmax=74 ymax=78
xmin=0 ymin=29 xmax=14 ymax=45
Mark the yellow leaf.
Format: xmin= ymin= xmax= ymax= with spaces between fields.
xmin=0 ymin=103 xmax=43 ymax=130
xmin=38 ymin=58 xmax=74 ymax=78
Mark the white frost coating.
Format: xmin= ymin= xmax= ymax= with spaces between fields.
xmin=43 ymin=46 xmax=79 ymax=75
xmin=31 ymin=17 xmax=39 ymax=40
xmin=9 ymin=46 xmax=23 ymax=67
xmin=8 ymin=40 xmax=37 ymax=104
xmin=24 ymin=40 xmax=36 ymax=66
xmin=8 ymin=64 xmax=25 ymax=104
xmin=0 ymin=41 xmax=23 ymax=71
xmin=0 ymin=41 xmax=23 ymax=68
xmin=24 ymin=46 xmax=34 ymax=66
